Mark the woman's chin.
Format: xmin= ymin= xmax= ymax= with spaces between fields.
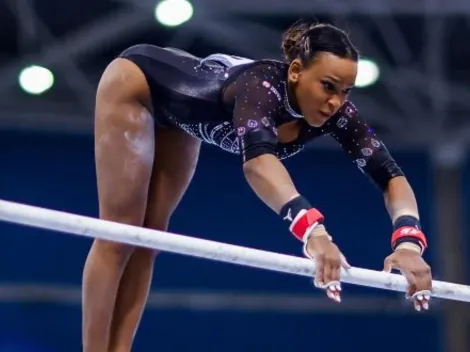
xmin=306 ymin=115 xmax=329 ymax=128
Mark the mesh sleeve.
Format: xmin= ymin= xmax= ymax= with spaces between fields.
xmin=325 ymin=101 xmax=405 ymax=190
xmin=228 ymin=64 xmax=284 ymax=162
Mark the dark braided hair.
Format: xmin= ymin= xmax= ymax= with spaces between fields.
xmin=281 ymin=20 xmax=359 ymax=65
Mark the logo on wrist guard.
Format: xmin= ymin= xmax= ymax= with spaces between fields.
xmin=283 ymin=208 xmax=293 ymax=222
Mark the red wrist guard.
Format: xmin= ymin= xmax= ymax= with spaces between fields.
xmin=391 ymin=226 xmax=428 ymax=254
xmin=290 ymin=208 xmax=324 ymax=242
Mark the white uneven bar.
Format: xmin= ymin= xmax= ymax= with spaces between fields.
xmin=0 ymin=199 xmax=469 ymax=303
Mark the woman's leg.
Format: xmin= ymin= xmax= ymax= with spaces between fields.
xmin=82 ymin=58 xmax=155 ymax=352
xmin=107 ymin=127 xmax=201 ymax=352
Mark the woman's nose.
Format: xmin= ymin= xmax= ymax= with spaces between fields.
xmin=327 ymin=94 xmax=343 ymax=113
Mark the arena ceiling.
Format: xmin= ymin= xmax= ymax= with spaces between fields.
xmin=1 ymin=0 xmax=469 ymax=152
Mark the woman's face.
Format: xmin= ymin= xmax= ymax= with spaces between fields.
xmin=288 ymin=52 xmax=358 ymax=127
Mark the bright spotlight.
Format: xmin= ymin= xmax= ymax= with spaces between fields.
xmin=355 ymin=58 xmax=380 ymax=88
xmin=155 ymin=0 xmax=193 ymax=27
xmin=19 ymin=65 xmax=54 ymax=95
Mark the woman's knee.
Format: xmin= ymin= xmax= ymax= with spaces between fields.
xmin=144 ymin=210 xmax=171 ymax=232
xmin=91 ymin=238 xmax=136 ymax=267
xmin=93 ymin=208 xmax=149 ymax=262
xmin=92 ymin=216 xmax=165 ymax=263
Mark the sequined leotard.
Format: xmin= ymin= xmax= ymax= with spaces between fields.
xmin=119 ymin=45 xmax=403 ymax=189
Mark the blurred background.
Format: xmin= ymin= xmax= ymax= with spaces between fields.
xmin=0 ymin=0 xmax=469 ymax=351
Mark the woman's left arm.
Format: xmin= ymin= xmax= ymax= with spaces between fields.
xmin=325 ymin=101 xmax=433 ymax=311
xmin=384 ymin=176 xmax=419 ymax=222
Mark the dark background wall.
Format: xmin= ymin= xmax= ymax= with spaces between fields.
xmin=0 ymin=129 xmax=458 ymax=351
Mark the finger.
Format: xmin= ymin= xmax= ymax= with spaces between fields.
xmin=410 ymin=290 xmax=432 ymax=300
xmin=327 ymin=283 xmax=341 ymax=303
xmin=333 ymin=263 xmax=341 ymax=283
xmin=315 ymin=280 xmax=341 ymax=302
xmin=333 ymin=264 xmax=342 ymax=300
xmin=413 ymin=294 xmax=426 ymax=311
xmin=340 ymin=254 xmax=351 ymax=269
xmin=328 ymin=258 xmax=342 ymax=302
xmin=415 ymin=268 xmax=433 ymax=293
xmin=328 ymin=263 xmax=342 ymax=303
xmin=411 ymin=290 xmax=432 ymax=311
xmin=323 ymin=259 xmax=333 ymax=285
xmin=400 ymin=270 xmax=418 ymax=298
xmin=314 ymin=257 xmax=325 ymax=288
xmin=413 ymin=299 xmax=421 ymax=312
xmin=414 ymin=279 xmax=431 ymax=306
xmin=326 ymin=287 xmax=340 ymax=302
xmin=422 ymin=299 xmax=430 ymax=311
xmin=422 ymin=293 xmax=431 ymax=310
xmin=416 ymin=294 xmax=430 ymax=311
xmin=383 ymin=257 xmax=395 ymax=273
xmin=407 ymin=283 xmax=418 ymax=299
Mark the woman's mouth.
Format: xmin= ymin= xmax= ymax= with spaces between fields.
xmin=318 ymin=111 xmax=331 ymax=120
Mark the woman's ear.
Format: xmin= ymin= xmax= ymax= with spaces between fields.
xmin=288 ymin=59 xmax=303 ymax=83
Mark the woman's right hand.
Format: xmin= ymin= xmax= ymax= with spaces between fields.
xmin=304 ymin=230 xmax=351 ymax=303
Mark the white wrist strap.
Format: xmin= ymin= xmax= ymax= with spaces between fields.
xmin=395 ymin=242 xmax=422 ymax=255
xmin=302 ymin=224 xmax=332 ymax=259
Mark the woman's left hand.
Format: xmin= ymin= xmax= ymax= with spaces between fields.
xmin=383 ymin=244 xmax=433 ymax=311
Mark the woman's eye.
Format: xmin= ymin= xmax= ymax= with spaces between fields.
xmin=322 ymin=81 xmax=336 ymax=93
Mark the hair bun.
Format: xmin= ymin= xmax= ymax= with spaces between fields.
xmin=281 ymin=20 xmax=358 ymax=63
xmin=281 ymin=20 xmax=317 ymax=62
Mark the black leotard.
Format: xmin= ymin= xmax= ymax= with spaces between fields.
xmin=119 ymin=44 xmax=404 ymax=190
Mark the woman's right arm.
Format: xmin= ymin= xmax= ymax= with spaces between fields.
xmin=229 ymin=66 xmax=348 ymax=302
xmin=230 ymin=66 xmax=314 ymax=224
xmin=243 ymin=154 xmax=300 ymax=214
xmin=228 ymin=66 xmax=300 ymax=214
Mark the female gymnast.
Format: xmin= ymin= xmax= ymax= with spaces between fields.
xmin=82 ymin=20 xmax=433 ymax=351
